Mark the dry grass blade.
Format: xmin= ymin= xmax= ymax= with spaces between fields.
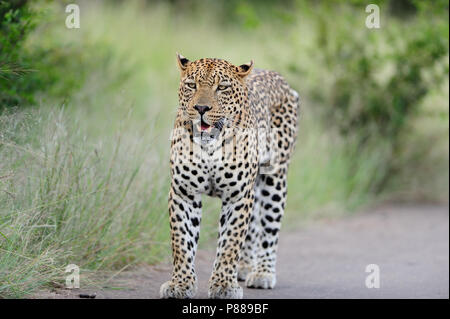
xmin=0 ymin=62 xmax=37 ymax=80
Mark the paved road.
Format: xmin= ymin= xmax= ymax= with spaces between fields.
xmin=36 ymin=204 xmax=449 ymax=299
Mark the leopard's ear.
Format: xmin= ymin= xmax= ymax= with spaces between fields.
xmin=176 ymin=52 xmax=189 ymax=72
xmin=236 ymin=60 xmax=254 ymax=78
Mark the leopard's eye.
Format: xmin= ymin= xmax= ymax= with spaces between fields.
xmin=217 ymin=84 xmax=230 ymax=91
xmin=186 ymin=82 xmax=196 ymax=89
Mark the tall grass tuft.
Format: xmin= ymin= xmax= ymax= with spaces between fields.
xmin=0 ymin=107 xmax=172 ymax=297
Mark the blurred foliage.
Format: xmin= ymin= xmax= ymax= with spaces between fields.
xmin=302 ymin=1 xmax=449 ymax=191
xmin=135 ymin=0 xmax=298 ymax=27
xmin=314 ymin=16 xmax=448 ymax=141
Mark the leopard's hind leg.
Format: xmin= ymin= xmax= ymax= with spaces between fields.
xmin=244 ymin=165 xmax=288 ymax=289
xmin=239 ymin=88 xmax=300 ymax=289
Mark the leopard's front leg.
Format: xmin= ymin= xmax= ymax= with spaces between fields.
xmin=160 ymin=186 xmax=201 ymax=299
xmin=208 ymin=186 xmax=254 ymax=299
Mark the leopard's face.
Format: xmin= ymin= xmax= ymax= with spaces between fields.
xmin=176 ymin=54 xmax=253 ymax=143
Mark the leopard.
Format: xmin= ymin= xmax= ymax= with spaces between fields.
xmin=160 ymin=53 xmax=300 ymax=299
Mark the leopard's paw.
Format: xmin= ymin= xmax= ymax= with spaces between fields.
xmin=237 ymin=265 xmax=252 ymax=282
xmin=160 ymin=280 xmax=197 ymax=299
xmin=208 ymin=282 xmax=243 ymax=299
xmin=245 ymin=272 xmax=276 ymax=289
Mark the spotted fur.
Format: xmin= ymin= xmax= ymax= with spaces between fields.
xmin=160 ymin=54 xmax=300 ymax=299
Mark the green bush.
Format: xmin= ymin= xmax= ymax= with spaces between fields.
xmin=0 ymin=1 xmax=133 ymax=109
xmin=0 ymin=0 xmax=37 ymax=107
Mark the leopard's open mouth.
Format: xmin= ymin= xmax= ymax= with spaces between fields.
xmin=193 ymin=118 xmax=226 ymax=143
xmin=200 ymin=119 xmax=211 ymax=131
xmin=196 ymin=118 xmax=212 ymax=133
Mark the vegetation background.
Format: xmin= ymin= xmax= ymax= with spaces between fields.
xmin=0 ymin=0 xmax=448 ymax=298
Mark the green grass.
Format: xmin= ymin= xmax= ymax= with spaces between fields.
xmin=0 ymin=1 xmax=448 ymax=298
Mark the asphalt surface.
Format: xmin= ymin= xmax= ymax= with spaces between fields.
xmin=35 ymin=204 xmax=449 ymax=299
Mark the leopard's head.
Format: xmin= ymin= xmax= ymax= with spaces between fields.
xmin=176 ymin=53 xmax=253 ymax=143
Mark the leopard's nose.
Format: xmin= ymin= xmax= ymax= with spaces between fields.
xmin=194 ymin=105 xmax=211 ymax=115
